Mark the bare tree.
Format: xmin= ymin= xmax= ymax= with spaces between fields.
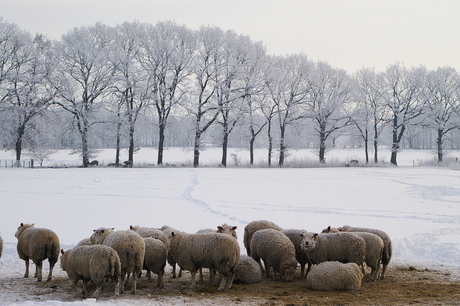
xmin=265 ymin=54 xmax=311 ymax=167
xmin=306 ymin=62 xmax=352 ymax=163
xmin=423 ymin=67 xmax=460 ymax=162
xmin=382 ymin=63 xmax=426 ymax=165
xmin=111 ymin=21 xmax=146 ymax=166
xmin=52 ymin=23 xmax=115 ymax=167
xmin=350 ymin=68 xmax=387 ymax=163
xmin=139 ymin=21 xmax=196 ymax=165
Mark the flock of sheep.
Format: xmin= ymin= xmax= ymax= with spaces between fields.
xmin=9 ymin=220 xmax=392 ymax=299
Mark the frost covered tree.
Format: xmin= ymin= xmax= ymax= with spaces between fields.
xmin=422 ymin=67 xmax=460 ymax=162
xmin=350 ymin=68 xmax=387 ymax=163
xmin=306 ymin=62 xmax=352 ymax=163
xmin=265 ymin=54 xmax=311 ymax=167
xmin=52 ymin=23 xmax=115 ymax=167
xmin=110 ymin=21 xmax=146 ymax=166
xmin=382 ymin=63 xmax=426 ymax=165
xmin=139 ymin=21 xmax=196 ymax=165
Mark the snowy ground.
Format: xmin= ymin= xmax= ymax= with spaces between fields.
xmin=0 ymin=148 xmax=459 ymax=305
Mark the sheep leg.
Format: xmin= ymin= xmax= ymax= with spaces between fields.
xmin=36 ymin=261 xmax=43 ymax=282
xmin=81 ymin=279 xmax=88 ymax=298
xmin=225 ymin=270 xmax=235 ymax=290
xmin=300 ymin=264 xmax=305 ymax=278
xmin=119 ymin=273 xmax=126 ymax=293
xmin=199 ymin=268 xmax=204 ymax=282
xmin=114 ymin=279 xmax=120 ymax=297
xmin=380 ymin=263 xmax=388 ymax=279
xmin=131 ymin=273 xmax=137 ymax=294
xmin=157 ymin=270 xmax=164 ymax=289
xmin=210 ymin=268 xmax=217 ymax=286
xmin=217 ymin=274 xmax=228 ymax=292
xmin=47 ymin=261 xmax=55 ymax=281
xmin=23 ymin=259 xmax=29 ymax=278
xmin=189 ymin=271 xmax=197 ymax=289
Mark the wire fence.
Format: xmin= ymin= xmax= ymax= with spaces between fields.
xmin=0 ymin=159 xmax=34 ymax=168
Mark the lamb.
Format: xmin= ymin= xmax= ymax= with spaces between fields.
xmin=130 ymin=225 xmax=169 ymax=246
xmin=233 ymin=255 xmax=262 ymax=284
xmin=142 ymin=237 xmax=167 ymax=288
xmin=306 ymin=261 xmax=363 ymax=291
xmin=322 ymin=226 xmax=384 ymax=281
xmin=282 ymin=229 xmax=310 ymax=278
xmin=15 ymin=223 xmax=60 ymax=281
xmin=90 ymin=228 xmax=145 ymax=294
xmin=60 ymin=245 xmax=121 ymax=298
xmin=244 ymin=220 xmax=282 ymax=256
xmin=299 ymin=232 xmax=366 ymax=276
xmin=250 ymin=229 xmax=298 ymax=282
xmin=337 ymin=225 xmax=393 ymax=278
xmin=168 ymin=231 xmax=240 ymax=291
xmin=160 ymin=225 xmax=182 ymax=278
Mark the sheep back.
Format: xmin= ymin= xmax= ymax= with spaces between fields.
xmin=75 ymin=238 xmax=92 ymax=247
xmin=233 ymin=255 xmax=262 ymax=284
xmin=244 ymin=220 xmax=282 ymax=256
xmin=339 ymin=225 xmax=392 ymax=278
xmin=130 ymin=225 xmax=169 ymax=246
xmin=306 ymin=261 xmax=363 ymax=291
xmin=143 ymin=237 xmax=167 ymax=288
xmin=250 ymin=229 xmax=297 ymax=281
xmin=60 ymin=245 xmax=121 ymax=298
xmin=300 ymin=232 xmax=366 ymax=269
xmin=15 ymin=223 xmax=60 ymax=281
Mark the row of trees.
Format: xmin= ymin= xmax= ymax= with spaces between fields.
xmin=1 ymin=18 xmax=460 ymax=167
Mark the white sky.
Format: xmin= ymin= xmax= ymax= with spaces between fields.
xmin=1 ymin=0 xmax=459 ymax=73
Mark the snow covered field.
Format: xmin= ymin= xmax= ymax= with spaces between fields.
xmin=0 ymin=148 xmax=459 ymax=305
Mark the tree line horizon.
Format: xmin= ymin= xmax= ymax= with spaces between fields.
xmin=1 ymin=18 xmax=459 ymax=167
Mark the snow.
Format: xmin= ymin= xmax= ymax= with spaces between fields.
xmin=0 ymin=148 xmax=459 ymax=305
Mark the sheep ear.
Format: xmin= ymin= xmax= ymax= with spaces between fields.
xmin=93 ymin=229 xmax=96 ymax=232
xmin=299 ymin=233 xmax=304 ymax=238
xmin=232 ymin=226 xmax=237 ymax=230
xmin=20 ymin=223 xmax=24 ymax=226
xmin=217 ymin=226 xmax=222 ymax=230
xmin=60 ymin=249 xmax=64 ymax=255
xmin=130 ymin=225 xmax=133 ymax=230
xmin=327 ymin=226 xmax=331 ymax=232
xmin=111 ymin=227 xmax=115 ymax=230
xmin=171 ymin=231 xmax=175 ymax=237
xmin=313 ymin=233 xmax=319 ymax=239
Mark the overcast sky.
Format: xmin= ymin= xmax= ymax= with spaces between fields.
xmin=1 ymin=0 xmax=459 ymax=73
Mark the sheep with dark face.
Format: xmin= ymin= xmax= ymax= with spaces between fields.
xmin=322 ymin=226 xmax=384 ymax=281
xmin=60 ymin=245 xmax=121 ymax=298
xmin=15 ymin=223 xmax=60 ymax=282
xmin=168 ymin=231 xmax=240 ymax=291
xmin=299 ymin=232 xmax=366 ymax=276
xmin=338 ymin=225 xmax=392 ymax=278
xmin=244 ymin=220 xmax=282 ymax=256
xmin=282 ymin=229 xmax=310 ymax=278
xmin=90 ymin=228 xmax=145 ymax=294
xmin=250 ymin=229 xmax=298 ymax=282
xmin=306 ymin=261 xmax=363 ymax=291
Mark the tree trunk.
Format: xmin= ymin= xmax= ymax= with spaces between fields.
xmin=267 ymin=120 xmax=273 ymax=167
xmin=128 ymin=121 xmax=135 ymax=167
xmin=364 ymin=129 xmax=369 ymax=164
xmin=221 ymin=130 xmax=228 ymax=167
xmin=158 ymin=123 xmax=165 ymax=165
xmin=249 ymin=136 xmax=255 ymax=165
xmin=437 ymin=128 xmax=443 ymax=163
xmin=15 ymin=124 xmax=26 ymax=162
xmin=115 ymin=120 xmax=122 ymax=166
xmin=319 ymin=124 xmax=326 ymax=164
xmin=193 ymin=131 xmax=201 ymax=168
xmin=373 ymin=125 xmax=379 ymax=163
xmin=390 ymin=126 xmax=399 ymax=166
xmin=279 ymin=125 xmax=286 ymax=167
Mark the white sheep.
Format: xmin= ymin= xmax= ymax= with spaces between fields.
xmin=142 ymin=237 xmax=167 ymax=288
xmin=299 ymin=232 xmax=366 ymax=276
xmin=75 ymin=238 xmax=92 ymax=247
xmin=322 ymin=226 xmax=384 ymax=281
xmin=168 ymin=231 xmax=240 ymax=291
xmin=250 ymin=229 xmax=298 ymax=282
xmin=15 ymin=223 xmax=60 ymax=281
xmin=244 ymin=220 xmax=282 ymax=256
xmin=60 ymin=245 xmax=121 ymax=298
xmin=306 ymin=261 xmax=363 ymax=291
xmin=282 ymin=229 xmax=310 ymax=278
xmin=233 ymin=255 xmax=262 ymax=284
xmin=90 ymin=228 xmax=145 ymax=294
xmin=338 ymin=225 xmax=393 ymax=278
xmin=130 ymin=225 xmax=169 ymax=246
xmin=217 ymin=223 xmax=238 ymax=239
xmin=160 ymin=225 xmax=182 ymax=278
